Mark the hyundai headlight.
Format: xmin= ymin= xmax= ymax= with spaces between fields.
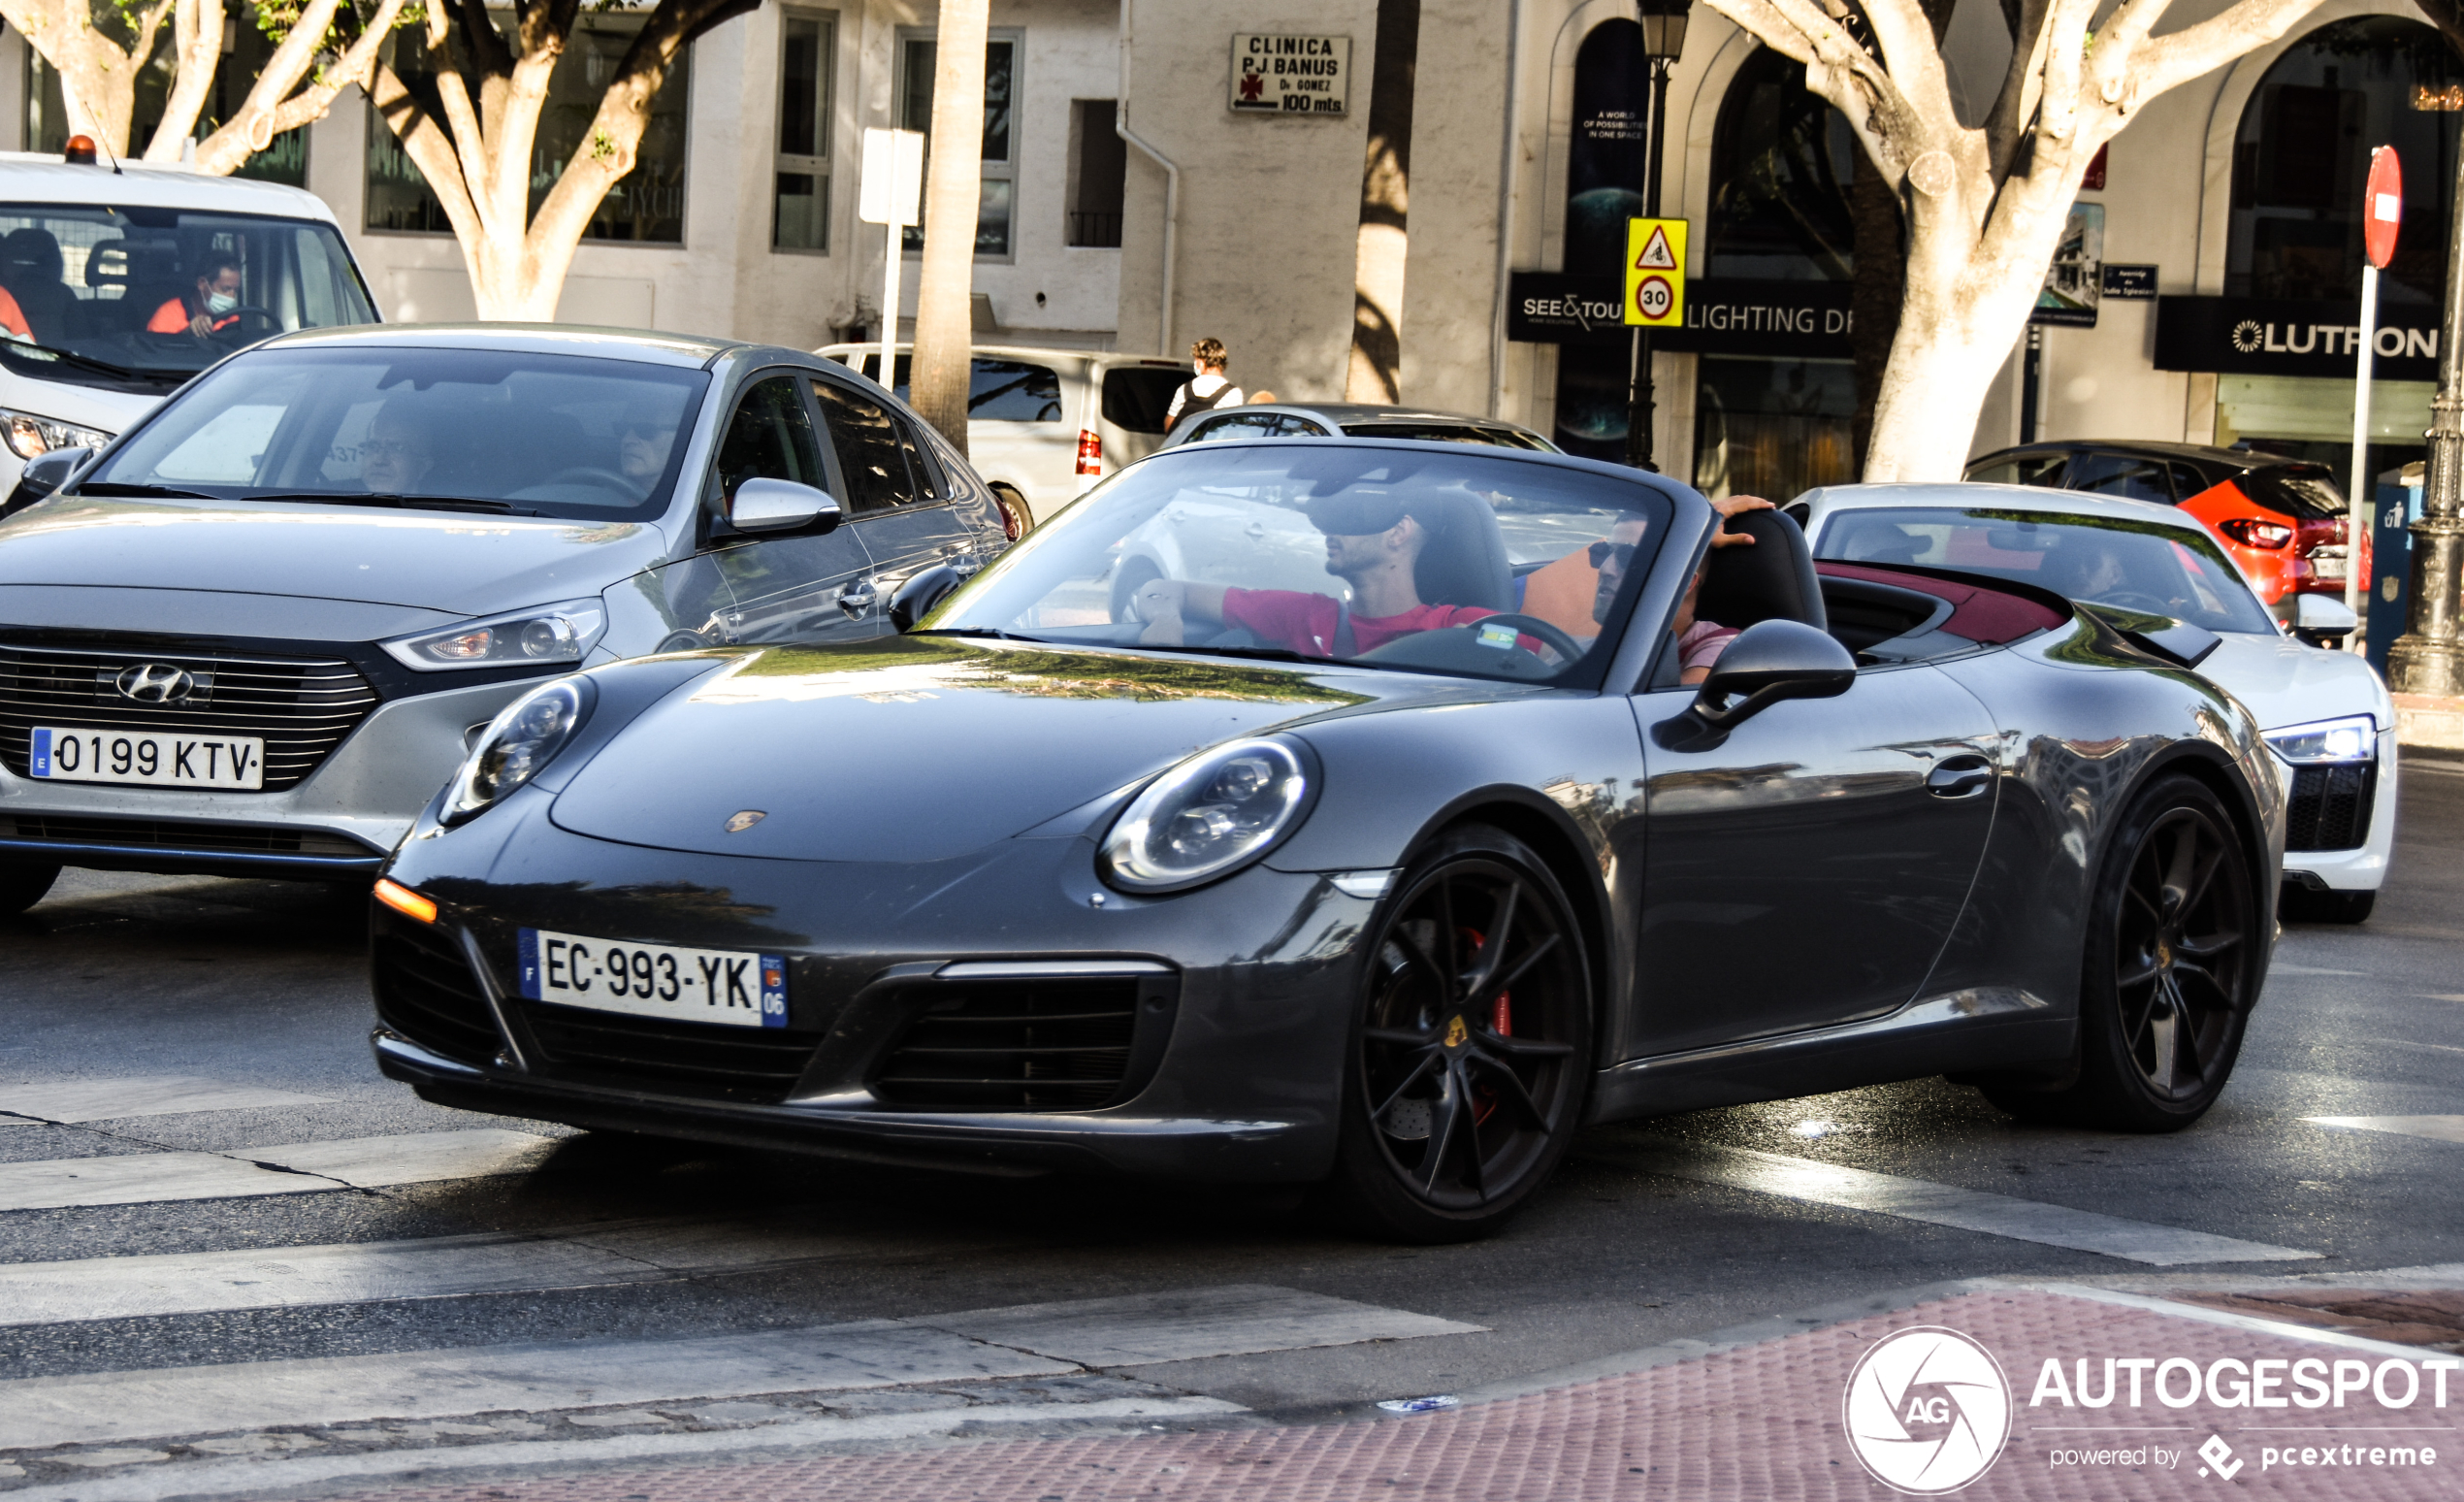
xmin=2264 ymin=714 xmax=2376 ymax=765
xmin=1100 ymin=737 xmax=1317 ymax=894
xmin=443 ymin=677 xmax=593 ymax=825
xmin=382 ymin=599 xmax=608 ymax=672
xmin=1 ymin=408 xmax=110 ymax=460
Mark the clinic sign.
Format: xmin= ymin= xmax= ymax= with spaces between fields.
xmin=1230 ymin=35 xmax=1351 ymax=114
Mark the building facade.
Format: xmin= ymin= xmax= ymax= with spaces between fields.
xmin=0 ymin=0 xmax=2443 ymax=495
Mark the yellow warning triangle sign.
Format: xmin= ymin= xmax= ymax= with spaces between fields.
xmin=1635 ymin=225 xmax=1677 ymax=270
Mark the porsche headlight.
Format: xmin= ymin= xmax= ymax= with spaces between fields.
xmin=443 ymin=677 xmax=593 ymax=824
xmin=382 ymin=599 xmax=608 ymax=672
xmin=2264 ymin=714 xmax=2376 ymax=765
xmin=1100 ymin=738 xmax=1316 ymax=894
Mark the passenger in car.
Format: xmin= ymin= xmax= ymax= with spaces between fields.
xmin=1587 ymin=495 xmax=1771 ymax=684
xmin=1129 ymin=490 xmax=1506 ymax=657
xmin=616 ymin=396 xmax=685 ymax=498
xmin=359 ymin=401 xmax=438 ymax=496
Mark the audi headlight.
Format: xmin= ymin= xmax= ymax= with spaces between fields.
xmin=1 ymin=408 xmax=110 ymax=460
xmin=382 ymin=599 xmax=608 ymax=672
xmin=1100 ymin=737 xmax=1317 ymax=894
xmin=2264 ymin=714 xmax=2376 ymax=765
xmin=443 ymin=677 xmax=593 ymax=824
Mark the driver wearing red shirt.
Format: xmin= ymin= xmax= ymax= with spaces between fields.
xmin=1129 ymin=490 xmax=1504 ymax=656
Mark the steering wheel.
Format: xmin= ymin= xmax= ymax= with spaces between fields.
xmin=220 ymin=307 xmax=282 ymax=338
xmin=2094 ymin=591 xmax=2178 ymax=616
xmin=1468 ymin=611 xmax=1587 ymax=666
xmin=537 ymin=466 xmax=639 ymax=493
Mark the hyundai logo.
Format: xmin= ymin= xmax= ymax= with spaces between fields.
xmin=111 ymin=663 xmax=202 ymax=704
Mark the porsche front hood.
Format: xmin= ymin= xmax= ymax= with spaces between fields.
xmin=546 ymin=637 xmax=1488 ymax=863
xmin=0 ymin=495 xmax=667 ymax=619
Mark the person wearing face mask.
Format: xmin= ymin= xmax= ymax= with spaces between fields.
xmin=147 ymin=256 xmax=243 ymax=338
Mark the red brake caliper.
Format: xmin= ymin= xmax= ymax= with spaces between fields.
xmin=1462 ymin=928 xmax=1511 ymax=1125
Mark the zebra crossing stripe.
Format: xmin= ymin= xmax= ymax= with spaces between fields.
xmin=0 ymin=1286 xmax=1476 ymax=1451
xmin=0 ymin=1219 xmax=1009 ymax=1327
xmin=1597 ymin=1137 xmax=2319 ymax=1265
xmin=2308 ymin=1114 xmax=2464 ymax=1144
xmin=0 ymin=1129 xmax=558 ymax=1212
xmin=0 ymin=1077 xmax=328 ymax=1125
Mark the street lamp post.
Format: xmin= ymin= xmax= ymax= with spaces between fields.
xmin=2387 ymin=135 xmax=2464 ymax=697
xmin=1622 ymin=0 xmax=1690 ymax=472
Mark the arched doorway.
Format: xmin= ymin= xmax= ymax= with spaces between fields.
xmin=1691 ymin=47 xmax=1858 ymax=500
xmin=1549 ymin=20 xmax=1651 ymax=461
xmin=2216 ymin=16 xmax=2462 ymax=480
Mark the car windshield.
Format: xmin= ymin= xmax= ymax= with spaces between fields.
xmin=928 ymin=443 xmax=1673 ymax=684
xmin=1815 ymin=506 xmax=2279 ymax=635
xmin=0 ymin=205 xmax=375 ymax=393
xmin=81 ymin=345 xmax=708 ymax=521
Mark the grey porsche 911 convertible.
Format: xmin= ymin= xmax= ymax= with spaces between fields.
xmin=368 ymin=440 xmax=2284 ymax=1242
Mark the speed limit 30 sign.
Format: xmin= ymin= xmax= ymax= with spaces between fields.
xmin=1625 ymin=217 xmax=1687 ymax=329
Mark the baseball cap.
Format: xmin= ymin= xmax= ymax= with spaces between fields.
xmin=1303 ymin=490 xmax=1415 ymax=537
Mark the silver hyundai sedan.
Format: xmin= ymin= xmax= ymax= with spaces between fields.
xmin=0 ymin=325 xmax=1007 ymax=913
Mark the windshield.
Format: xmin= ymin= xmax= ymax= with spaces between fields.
xmin=928 ymin=444 xmax=1674 ymax=684
xmin=0 ymin=205 xmax=374 ymax=392
xmin=1814 ymin=506 xmax=2279 ymax=635
xmin=82 ymin=345 xmax=708 ymax=521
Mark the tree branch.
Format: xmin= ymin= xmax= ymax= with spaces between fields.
xmin=370 ymin=58 xmax=484 ymax=245
xmin=2130 ymin=0 xmax=2325 ymax=104
xmin=1984 ymin=0 xmax=2049 ymax=180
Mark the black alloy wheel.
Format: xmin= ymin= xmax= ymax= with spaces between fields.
xmin=0 ymin=861 xmax=60 ymax=917
xmin=1320 ymin=824 xmax=1592 ymax=1242
xmin=1984 ymin=774 xmax=2259 ymax=1130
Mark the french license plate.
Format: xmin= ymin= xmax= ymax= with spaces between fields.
xmin=29 ymin=726 xmax=265 ymax=789
xmin=518 ymin=928 xmax=788 ymax=1029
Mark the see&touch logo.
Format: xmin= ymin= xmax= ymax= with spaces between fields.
xmin=1844 ymin=1326 xmax=2015 ymax=1493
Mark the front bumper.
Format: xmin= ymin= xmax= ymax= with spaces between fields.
xmin=0 ymin=676 xmax=537 ymax=878
xmin=369 ymin=801 xmax=1376 ymax=1182
xmin=2276 ymin=728 xmax=2398 ymax=894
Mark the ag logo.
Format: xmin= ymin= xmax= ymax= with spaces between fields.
xmin=2231 ymin=319 xmax=2264 ymax=353
xmin=1843 ymin=1325 xmax=2012 ymax=1494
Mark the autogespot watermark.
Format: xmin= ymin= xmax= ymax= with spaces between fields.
xmin=1846 ymin=1326 xmax=2459 ymax=1491
xmin=1844 ymin=1326 xmax=2015 ymax=1493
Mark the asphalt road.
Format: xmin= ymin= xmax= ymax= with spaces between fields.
xmin=3 ymin=757 xmax=2462 ymax=1485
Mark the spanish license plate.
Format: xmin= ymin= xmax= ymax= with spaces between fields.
xmin=517 ymin=928 xmax=788 ymax=1029
xmin=29 ymin=726 xmax=266 ymax=789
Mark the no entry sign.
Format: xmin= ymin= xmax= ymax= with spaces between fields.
xmin=2365 ymin=147 xmax=2402 ymax=271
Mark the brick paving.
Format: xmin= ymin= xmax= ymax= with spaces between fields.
xmin=2176 ymin=1290 xmax=2464 ymax=1354
xmin=334 ymin=1290 xmax=2464 ymax=1500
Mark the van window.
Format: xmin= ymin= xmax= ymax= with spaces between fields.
xmin=0 ymin=206 xmax=375 ymax=393
xmin=1101 ymin=367 xmax=1188 ymax=434
xmin=837 ymin=352 xmax=1061 ymax=423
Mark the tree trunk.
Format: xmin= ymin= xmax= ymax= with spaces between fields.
xmin=1345 ymin=0 xmax=1418 ymax=405
xmin=1863 ymin=180 xmax=2064 ymax=480
xmin=911 ymin=0 xmax=989 ymax=456
xmin=1847 ymin=151 xmax=1902 ymax=474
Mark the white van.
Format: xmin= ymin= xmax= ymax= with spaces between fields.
xmin=815 ymin=343 xmax=1194 ymax=529
xmin=0 ymin=152 xmax=377 ymax=492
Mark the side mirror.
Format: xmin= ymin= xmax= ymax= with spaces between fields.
xmin=1653 ymin=618 xmax=1856 ymax=753
xmin=890 ymin=564 xmax=962 ymax=633
xmin=2290 ymin=592 xmax=2357 ymax=647
xmin=4 ymin=445 xmax=95 ymax=516
xmin=728 ymin=476 xmax=840 ymax=534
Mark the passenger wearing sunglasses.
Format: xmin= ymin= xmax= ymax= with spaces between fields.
xmin=1590 ymin=494 xmax=1772 ymax=684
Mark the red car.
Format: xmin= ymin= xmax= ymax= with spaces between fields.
xmin=1964 ymin=441 xmax=2360 ymax=613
